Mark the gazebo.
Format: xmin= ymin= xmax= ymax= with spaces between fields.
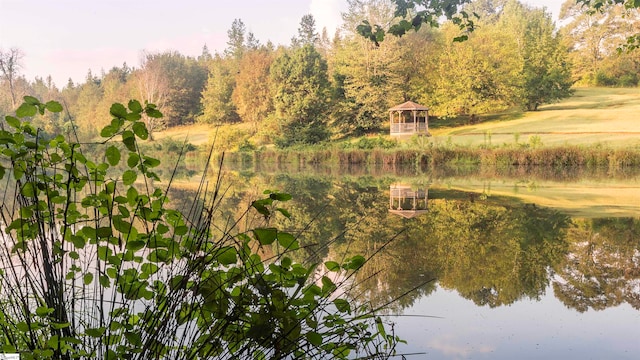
xmin=388 ymin=184 xmax=429 ymax=219
xmin=389 ymin=101 xmax=430 ymax=136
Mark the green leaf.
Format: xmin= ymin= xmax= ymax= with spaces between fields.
xmin=277 ymin=232 xmax=298 ymax=250
xmin=122 ymin=130 xmax=136 ymax=151
xmin=321 ymin=276 xmax=336 ymax=296
xmin=23 ymin=95 xmax=39 ymax=105
xmin=97 ymin=246 xmax=112 ymax=260
xmin=276 ymin=208 xmax=291 ymax=218
xmin=110 ymin=103 xmax=128 ymax=119
xmin=306 ymin=332 xmax=323 ymax=346
xmin=85 ymin=327 xmax=106 ymax=338
xmin=145 ymin=107 xmax=163 ymax=118
xmin=127 ymin=153 xmax=140 ymax=168
xmin=83 ymin=273 xmax=94 ymax=285
xmin=125 ymin=331 xmax=142 ymax=346
xmin=100 ymin=125 xmax=117 ymax=138
xmin=16 ymin=103 xmax=37 ymax=117
xmin=143 ymin=156 xmax=160 ymax=168
xmin=141 ymin=263 xmax=159 ymax=275
xmin=325 ymin=261 xmax=341 ymax=272
xmin=270 ymin=192 xmax=292 ymax=201
xmin=126 ymin=240 xmax=146 ymax=251
xmin=2 ymin=345 xmax=17 ymax=354
xmin=122 ymin=170 xmax=137 ymax=185
xmin=51 ymin=322 xmax=70 ymax=330
xmin=252 ymin=198 xmax=272 ymax=217
xmin=253 ymin=227 xmax=277 ymax=245
xmin=217 ymin=246 xmax=237 ymax=265
xmin=174 ymin=225 xmax=188 ymax=236
xmin=36 ymin=306 xmax=53 ymax=317
xmin=128 ymin=99 xmax=143 ymax=113
xmin=106 ymin=145 xmax=121 ymax=166
xmin=376 ymin=317 xmax=387 ymax=338
xmin=20 ymin=182 xmax=36 ymax=197
xmin=148 ymin=249 xmax=169 ymax=262
xmin=5 ymin=115 xmax=20 ymax=129
xmin=344 ymin=255 xmax=366 ymax=270
xmin=127 ymin=186 xmax=138 ymax=204
xmin=97 ymin=227 xmax=112 ymax=238
xmin=45 ymin=100 xmax=63 ymax=113
xmin=333 ymin=298 xmax=351 ymax=313
xmin=133 ymin=122 xmax=149 ymax=140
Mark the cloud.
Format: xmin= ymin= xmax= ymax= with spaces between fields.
xmin=310 ymin=0 xmax=345 ymax=35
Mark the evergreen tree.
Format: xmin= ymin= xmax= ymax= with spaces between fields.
xmin=271 ymin=45 xmax=330 ymax=146
xmin=295 ymin=14 xmax=319 ymax=47
xmin=225 ymin=19 xmax=247 ymax=59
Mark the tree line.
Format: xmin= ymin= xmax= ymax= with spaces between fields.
xmin=0 ymin=0 xmax=638 ymax=146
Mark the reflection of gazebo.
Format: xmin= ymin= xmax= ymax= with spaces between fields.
xmin=389 ymin=184 xmax=429 ymax=219
xmin=389 ymin=101 xmax=430 ymax=136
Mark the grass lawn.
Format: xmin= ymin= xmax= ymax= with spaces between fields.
xmin=430 ymin=87 xmax=640 ymax=148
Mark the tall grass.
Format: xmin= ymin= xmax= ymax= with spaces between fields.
xmin=222 ymin=145 xmax=640 ymax=172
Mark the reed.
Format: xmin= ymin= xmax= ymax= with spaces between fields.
xmin=223 ymin=145 xmax=640 ymax=170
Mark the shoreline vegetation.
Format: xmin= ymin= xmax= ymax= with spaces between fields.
xmin=221 ymin=145 xmax=640 ymax=170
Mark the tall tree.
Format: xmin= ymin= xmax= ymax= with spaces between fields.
xmin=430 ymin=22 xmax=520 ymax=118
xmin=501 ymin=0 xmax=573 ymax=110
xmin=0 ymin=48 xmax=24 ymax=109
xmin=294 ymin=14 xmax=319 ymax=47
xmin=561 ymin=0 xmax=640 ymax=83
xmin=225 ymin=19 xmax=247 ymax=60
xmin=134 ymin=52 xmax=170 ymax=139
xmin=333 ymin=34 xmax=404 ymax=134
xmin=200 ymin=55 xmax=240 ymax=124
xmin=333 ymin=0 xmax=407 ymax=134
xmin=232 ymin=49 xmax=275 ymax=133
xmin=270 ymin=45 xmax=331 ymax=146
xmin=575 ymin=0 xmax=640 ymax=51
xmin=70 ymin=70 xmax=104 ymax=139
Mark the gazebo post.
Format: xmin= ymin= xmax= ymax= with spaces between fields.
xmin=425 ymin=110 xmax=429 ymax=133
xmin=413 ymin=110 xmax=417 ymax=132
xmin=389 ymin=111 xmax=393 ymax=133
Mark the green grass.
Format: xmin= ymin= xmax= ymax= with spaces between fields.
xmin=431 ymin=87 xmax=640 ymax=148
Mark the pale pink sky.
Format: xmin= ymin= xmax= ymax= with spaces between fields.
xmin=0 ymin=0 xmax=561 ymax=87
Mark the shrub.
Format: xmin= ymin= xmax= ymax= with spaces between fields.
xmin=0 ymin=97 xmax=400 ymax=359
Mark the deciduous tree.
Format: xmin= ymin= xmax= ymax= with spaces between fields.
xmin=232 ymin=49 xmax=275 ymax=132
xmin=0 ymin=47 xmax=25 ymax=109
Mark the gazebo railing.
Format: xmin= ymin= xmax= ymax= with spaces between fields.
xmin=390 ymin=123 xmax=428 ymax=134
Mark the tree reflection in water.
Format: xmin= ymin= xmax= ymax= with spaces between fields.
xmin=168 ymin=172 xmax=640 ymax=314
xmin=553 ymin=218 xmax=640 ymax=312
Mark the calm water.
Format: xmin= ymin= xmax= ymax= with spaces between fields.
xmin=177 ymin=164 xmax=640 ymax=359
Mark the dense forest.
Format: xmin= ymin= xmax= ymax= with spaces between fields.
xmin=1 ymin=0 xmax=639 ymax=147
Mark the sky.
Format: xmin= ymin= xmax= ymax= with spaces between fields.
xmin=0 ymin=0 xmax=562 ymax=87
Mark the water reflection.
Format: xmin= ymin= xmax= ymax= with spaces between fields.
xmin=169 ymin=167 xmax=640 ymax=357
xmin=389 ymin=184 xmax=429 ymax=219
xmin=170 ymin=170 xmax=640 ymax=314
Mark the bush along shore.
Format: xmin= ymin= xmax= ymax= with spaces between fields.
xmin=221 ymin=145 xmax=640 ymax=171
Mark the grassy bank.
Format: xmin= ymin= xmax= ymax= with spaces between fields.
xmin=222 ymin=145 xmax=640 ymax=171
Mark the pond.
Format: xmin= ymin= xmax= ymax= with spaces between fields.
xmin=172 ymin=164 xmax=640 ymax=359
